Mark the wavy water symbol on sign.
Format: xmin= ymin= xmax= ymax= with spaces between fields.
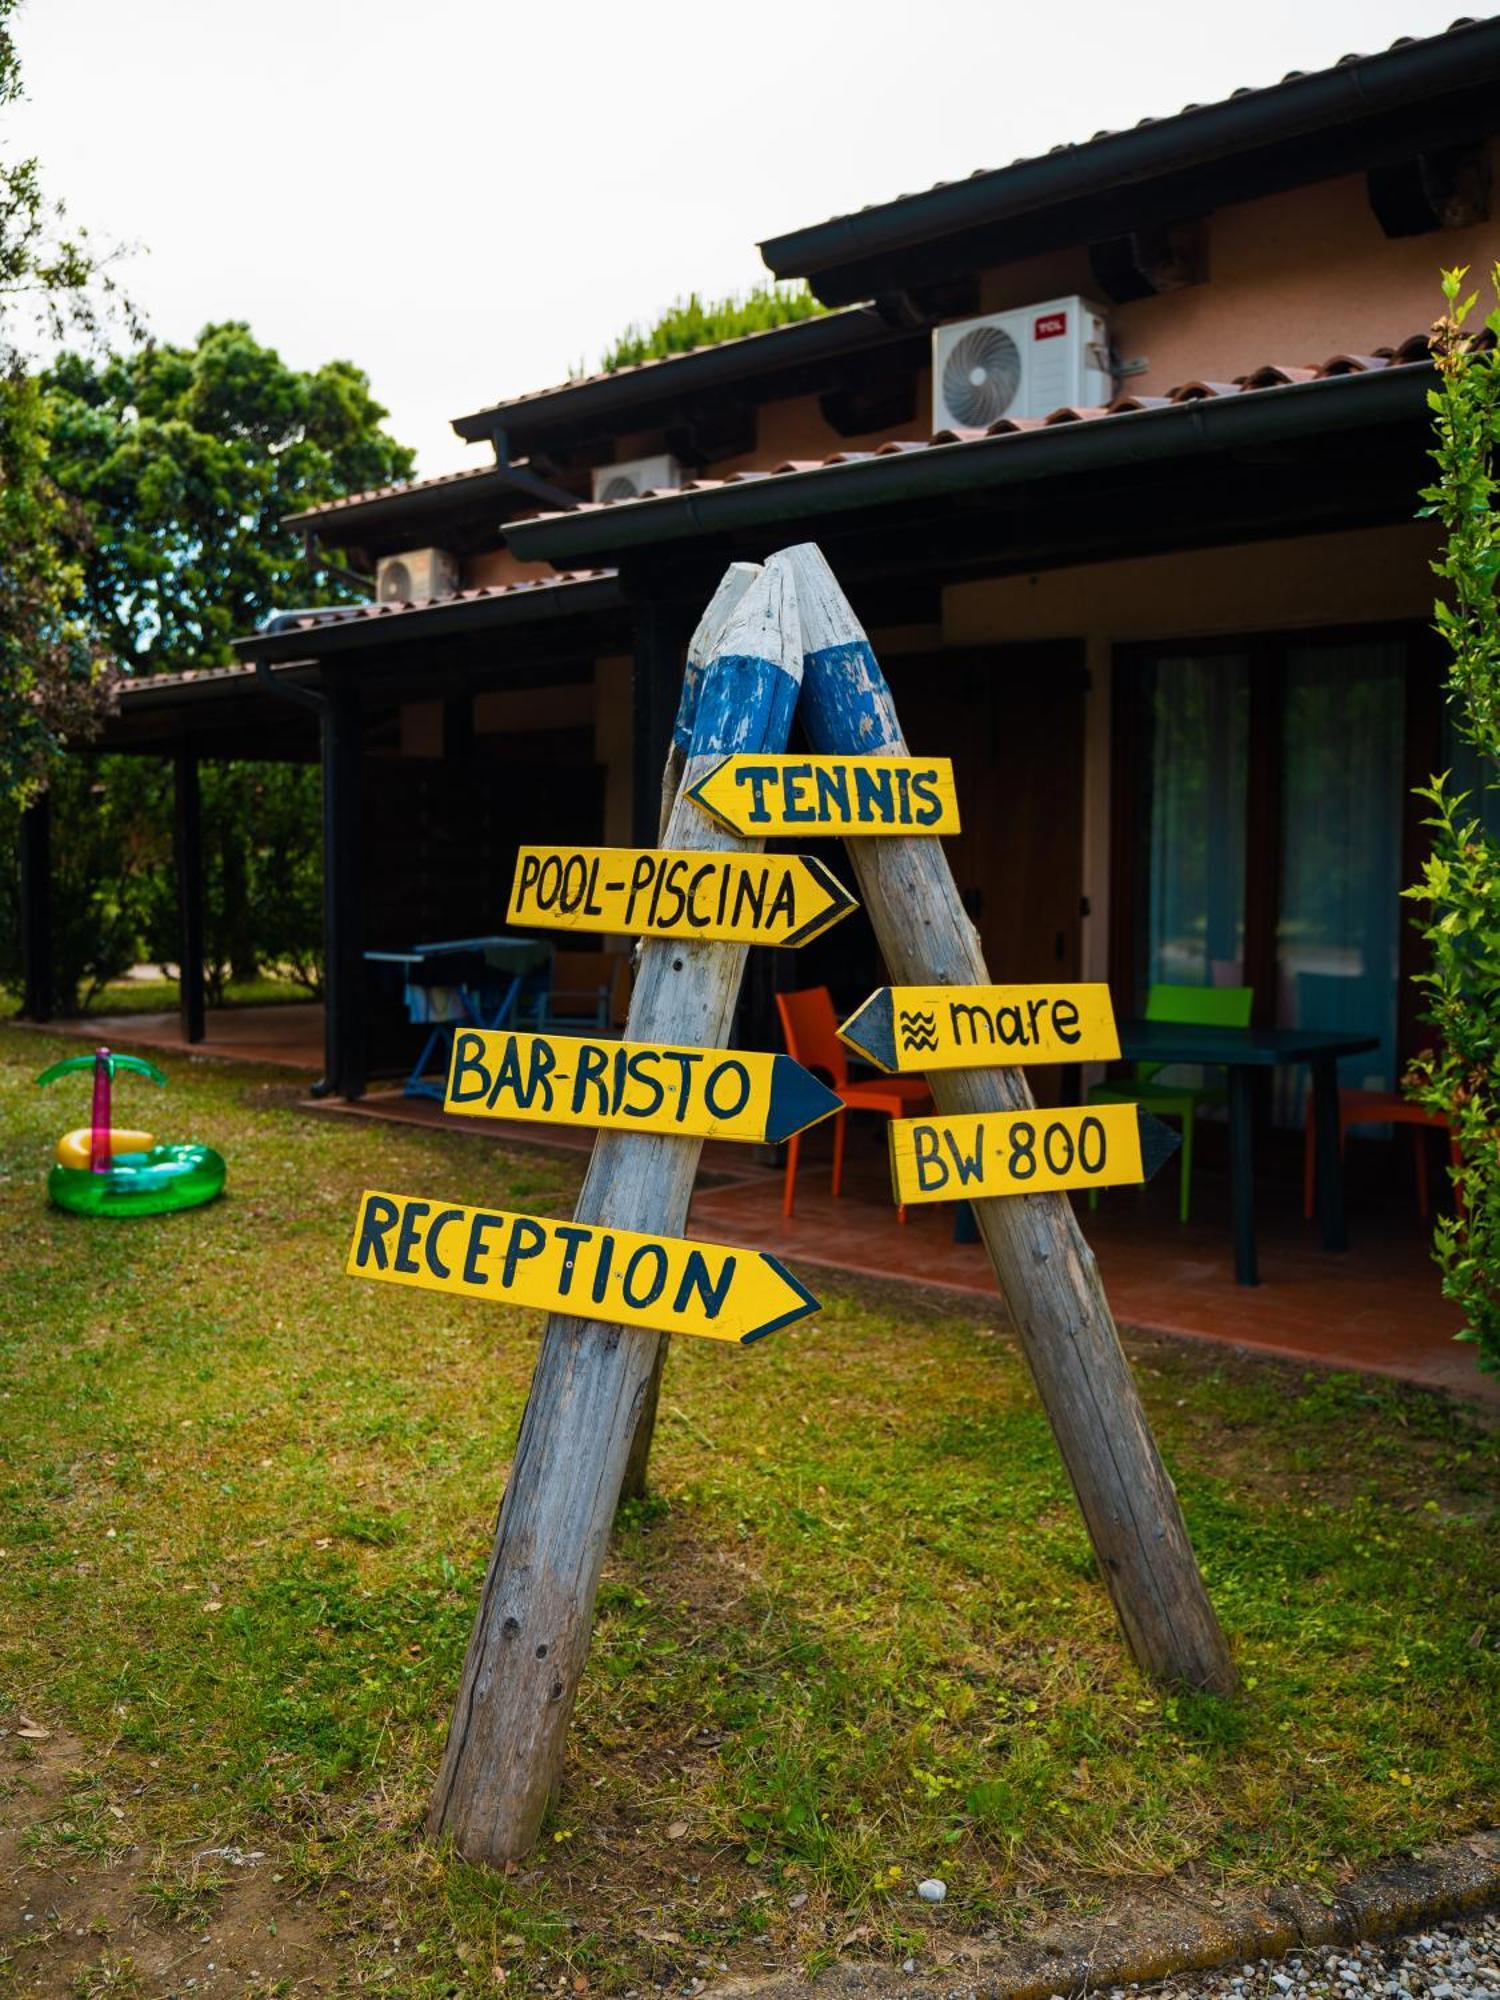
xmin=898 ymin=1009 xmax=939 ymax=1055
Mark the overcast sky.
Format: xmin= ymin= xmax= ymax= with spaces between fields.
xmin=7 ymin=0 xmax=1485 ymax=476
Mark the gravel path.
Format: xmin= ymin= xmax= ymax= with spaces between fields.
xmin=1127 ymin=1917 xmax=1500 ymax=2000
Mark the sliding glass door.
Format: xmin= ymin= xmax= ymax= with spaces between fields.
xmin=1119 ymin=627 xmax=1421 ymax=1124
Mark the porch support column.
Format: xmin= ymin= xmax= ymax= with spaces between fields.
xmin=630 ymin=593 xmax=696 ymax=845
xmin=320 ymin=677 xmax=366 ymax=1100
xmin=19 ymin=791 xmax=53 ymax=1022
xmin=173 ymin=747 xmax=206 ymax=1045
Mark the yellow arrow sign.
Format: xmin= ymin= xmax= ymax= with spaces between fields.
xmin=840 ymin=983 xmax=1120 ymax=1072
xmin=507 ymin=845 xmax=856 ymax=948
xmin=686 ymin=754 xmax=960 ymax=837
xmin=347 ymin=1190 xmax=820 ymax=1344
xmin=445 ymin=1028 xmax=842 ymax=1143
xmin=888 ymin=1103 xmax=1178 ymax=1205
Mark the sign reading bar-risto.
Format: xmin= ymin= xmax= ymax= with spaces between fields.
xmin=840 ymin=983 xmax=1120 ymax=1072
xmin=687 ymin=754 xmax=960 ymax=837
xmin=888 ymin=1103 xmax=1178 ymax=1206
xmin=507 ymin=845 xmax=856 ymax=947
xmin=348 ymin=1190 xmax=820 ymax=1344
xmin=445 ymin=1028 xmax=841 ymax=1144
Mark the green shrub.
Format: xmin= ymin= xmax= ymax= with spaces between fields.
xmin=1404 ymin=265 xmax=1500 ymax=1372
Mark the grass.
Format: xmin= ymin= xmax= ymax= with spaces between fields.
xmin=0 ymin=1022 xmax=1496 ymax=1995
xmin=3 ymin=973 xmax=314 ymax=1022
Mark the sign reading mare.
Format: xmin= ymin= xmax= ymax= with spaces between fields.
xmin=507 ymin=845 xmax=856 ymax=948
xmin=444 ymin=1028 xmax=840 ymax=1144
xmin=686 ymin=754 xmax=960 ymax=837
xmin=840 ymin=983 xmax=1120 ymax=1072
xmin=347 ymin=1190 xmax=820 ymax=1344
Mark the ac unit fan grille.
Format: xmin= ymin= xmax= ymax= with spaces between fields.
xmin=941 ymin=324 xmax=1022 ymax=428
xmin=598 ymin=474 xmax=641 ymax=504
xmin=379 ymin=560 xmax=414 ymax=602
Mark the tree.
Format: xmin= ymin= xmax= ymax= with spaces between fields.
xmin=1405 ymin=265 xmax=1500 ymax=1373
xmin=0 ymin=0 xmax=123 ymax=805
xmin=43 ymin=323 xmax=414 ymax=674
xmin=596 ymin=281 xmax=825 ymax=375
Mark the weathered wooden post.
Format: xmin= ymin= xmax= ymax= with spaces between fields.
xmin=622 ymin=564 xmax=762 ymax=1502
xmin=782 ymin=542 xmax=1237 ymax=1696
xmin=427 ymin=557 xmax=812 ymax=1862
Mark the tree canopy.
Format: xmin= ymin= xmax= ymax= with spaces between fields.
xmin=0 ymin=0 xmax=122 ymax=804
xmin=43 ymin=323 xmax=415 ymax=675
xmin=596 ymin=282 xmax=825 ymax=375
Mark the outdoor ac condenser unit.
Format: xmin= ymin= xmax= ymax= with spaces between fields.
xmin=374 ymin=548 xmax=459 ymax=604
xmin=931 ymin=298 xmax=1112 ymax=431
xmin=590 ymin=453 xmax=683 ymax=505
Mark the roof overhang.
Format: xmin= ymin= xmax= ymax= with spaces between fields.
xmin=285 ymin=461 xmax=579 ymax=562
xmin=760 ymin=20 xmax=1500 ymax=305
xmin=231 ymin=571 xmax=627 ymax=666
xmin=503 ymin=362 xmax=1435 ymax=583
xmin=89 ymin=663 xmax=321 ymax=760
xmin=450 ymin=307 xmax=915 ymax=453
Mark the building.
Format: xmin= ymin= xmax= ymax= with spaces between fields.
xmin=22 ymin=14 xmax=1500 ymax=1134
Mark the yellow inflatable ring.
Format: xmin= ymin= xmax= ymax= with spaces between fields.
xmin=55 ymin=1127 xmax=156 ymax=1170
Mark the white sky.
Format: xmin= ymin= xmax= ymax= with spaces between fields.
xmin=8 ymin=0 xmax=1486 ymax=476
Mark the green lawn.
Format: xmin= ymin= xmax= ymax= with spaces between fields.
xmin=0 ymin=1023 xmax=1495 ymax=1996
xmin=4 ymin=974 xmax=314 ymax=1023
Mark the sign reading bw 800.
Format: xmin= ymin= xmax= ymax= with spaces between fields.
xmin=507 ymin=845 xmax=855 ymax=948
xmin=890 ymin=1101 xmax=1155 ymax=1205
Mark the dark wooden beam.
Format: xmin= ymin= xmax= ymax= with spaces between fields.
xmin=1367 ymin=142 xmax=1491 ymax=237
xmin=1089 ymin=218 xmax=1209 ymax=303
xmin=173 ymin=748 xmax=206 ymax=1045
xmin=19 ymin=792 xmax=53 ymax=1022
xmin=320 ymin=680 xmax=366 ymax=1099
xmin=630 ymin=596 xmax=697 ymax=847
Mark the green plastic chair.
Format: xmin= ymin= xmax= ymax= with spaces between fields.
xmin=1088 ymin=982 xmax=1254 ymax=1223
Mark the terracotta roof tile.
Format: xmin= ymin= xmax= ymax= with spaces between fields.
xmin=264 ymin=570 xmax=613 ymax=637
xmin=523 ymin=331 xmax=1440 ymax=530
xmin=285 ymin=460 xmax=506 ymax=526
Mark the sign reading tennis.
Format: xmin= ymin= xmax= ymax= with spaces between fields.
xmin=445 ymin=1028 xmax=841 ymax=1144
xmin=840 ymin=983 xmax=1120 ymax=1071
xmin=889 ymin=1102 xmax=1179 ymax=1205
xmin=687 ymin=754 xmax=960 ymax=837
xmin=507 ymin=845 xmax=856 ymax=947
xmin=348 ymin=1190 xmax=820 ymax=1344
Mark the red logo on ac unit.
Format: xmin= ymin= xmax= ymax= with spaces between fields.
xmin=1034 ymin=311 xmax=1067 ymax=340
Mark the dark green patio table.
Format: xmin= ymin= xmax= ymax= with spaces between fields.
xmin=1114 ymin=1019 xmax=1381 ymax=1288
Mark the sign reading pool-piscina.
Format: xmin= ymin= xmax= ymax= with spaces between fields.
xmin=507 ymin=845 xmax=856 ymax=947
xmin=686 ymin=754 xmax=960 ymax=837
xmin=445 ymin=1029 xmax=840 ymax=1144
xmin=347 ymin=1191 xmax=820 ymax=1344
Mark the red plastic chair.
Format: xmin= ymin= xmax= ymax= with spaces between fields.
xmin=1302 ymin=1087 xmax=1455 ymax=1221
xmin=776 ymin=987 xmax=933 ymax=1221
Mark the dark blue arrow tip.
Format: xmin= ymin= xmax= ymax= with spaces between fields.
xmin=766 ymin=1056 xmax=844 ymax=1144
xmin=1137 ymin=1109 xmax=1183 ymax=1183
xmin=837 ymin=988 xmax=897 ymax=1072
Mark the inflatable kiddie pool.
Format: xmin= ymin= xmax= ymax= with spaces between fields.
xmin=37 ymin=1047 xmax=226 ymax=1218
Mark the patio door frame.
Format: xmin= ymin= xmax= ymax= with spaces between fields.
xmin=1108 ymin=618 xmax=1442 ymax=1069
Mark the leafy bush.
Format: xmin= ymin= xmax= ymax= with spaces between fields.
xmin=1404 ymin=266 xmax=1500 ymax=1372
xmin=596 ymin=282 xmax=826 ymax=374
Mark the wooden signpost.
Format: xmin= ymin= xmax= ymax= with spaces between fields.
xmin=444 ymin=1026 xmax=841 ymax=1144
xmin=347 ymin=1190 xmax=818 ymax=1344
xmin=686 ymin=752 xmax=960 ymax=837
xmin=840 ymin=982 xmax=1120 ymax=1071
xmin=351 ymin=542 xmax=1235 ymax=1876
xmin=506 ymin=844 xmax=855 ymax=947
xmin=889 ymin=1102 xmax=1178 ymax=1205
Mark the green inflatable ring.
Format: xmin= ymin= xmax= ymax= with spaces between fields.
xmin=48 ymin=1143 xmax=227 ymax=1218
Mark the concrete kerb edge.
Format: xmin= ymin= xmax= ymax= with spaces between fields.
xmin=707 ymin=1831 xmax=1500 ymax=2000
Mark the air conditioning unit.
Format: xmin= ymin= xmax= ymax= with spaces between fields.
xmin=590 ymin=453 xmax=683 ymax=505
xmin=931 ymin=297 xmax=1112 ymax=431
xmin=374 ymin=547 xmax=459 ymax=604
